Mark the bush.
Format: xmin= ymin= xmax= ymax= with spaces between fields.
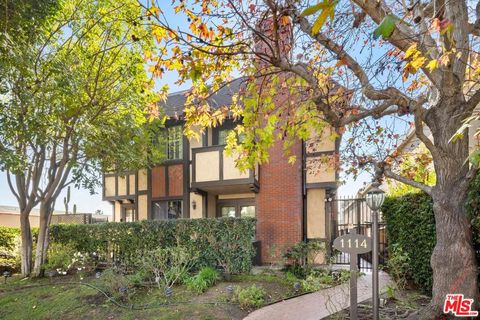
xmin=235 ymin=284 xmax=266 ymax=309
xmin=283 ymin=240 xmax=326 ymax=278
xmin=100 ymin=268 xmax=135 ymax=301
xmin=387 ymin=244 xmax=411 ymax=289
xmin=186 ymin=266 xmax=219 ymax=293
xmin=44 ymin=242 xmax=77 ymax=273
xmin=49 ymin=217 xmax=256 ymax=274
xmin=141 ymin=246 xmax=198 ymax=288
xmin=0 ymin=227 xmax=20 ymax=273
xmin=300 ymin=269 xmax=348 ymax=292
xmin=382 ymin=192 xmax=436 ymax=293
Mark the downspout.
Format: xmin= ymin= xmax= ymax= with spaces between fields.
xmin=302 ymin=140 xmax=307 ymax=242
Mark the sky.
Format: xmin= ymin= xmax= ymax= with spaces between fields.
xmin=0 ymin=1 xmax=391 ymax=215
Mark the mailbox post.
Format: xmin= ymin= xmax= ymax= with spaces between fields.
xmin=333 ymin=229 xmax=372 ymax=320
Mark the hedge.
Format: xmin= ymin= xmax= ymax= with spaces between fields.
xmin=49 ymin=217 xmax=257 ymax=274
xmin=382 ymin=180 xmax=480 ymax=293
xmin=382 ymin=192 xmax=436 ymax=292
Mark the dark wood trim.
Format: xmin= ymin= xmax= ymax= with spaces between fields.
xmin=151 ymin=195 xmax=186 ymax=201
xmin=115 ymin=175 xmax=118 ymax=198
xmin=219 ymin=148 xmax=224 ymax=181
xmin=102 ymin=175 xmax=106 ymax=200
xmin=183 ymin=135 xmax=190 ymax=219
xmin=147 ymin=168 xmax=152 ymax=220
xmin=305 ymin=150 xmax=335 ymax=157
xmin=103 ymin=195 xmax=135 ymax=201
xmin=202 ymin=129 xmax=207 ymax=147
xmin=135 ymin=171 xmax=139 ymax=219
xmin=137 ymin=190 xmax=148 ymax=195
xmin=302 ymin=140 xmax=307 ymax=242
xmin=305 ymin=182 xmax=338 ymax=189
xmin=126 ymin=174 xmax=130 ymax=196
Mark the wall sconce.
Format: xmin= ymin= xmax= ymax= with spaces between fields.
xmin=192 ymin=200 xmax=197 ymax=210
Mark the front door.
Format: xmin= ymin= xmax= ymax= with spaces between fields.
xmin=217 ymin=199 xmax=255 ymax=218
xmin=121 ymin=204 xmax=136 ymax=222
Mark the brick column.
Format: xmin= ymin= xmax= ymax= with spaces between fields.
xmin=256 ymin=140 xmax=303 ymax=264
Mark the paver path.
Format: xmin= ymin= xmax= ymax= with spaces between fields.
xmin=244 ymin=271 xmax=391 ymax=320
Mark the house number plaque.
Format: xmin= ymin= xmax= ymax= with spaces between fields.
xmin=332 ymin=229 xmax=372 ymax=320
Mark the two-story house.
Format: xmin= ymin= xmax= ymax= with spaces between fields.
xmin=102 ymin=17 xmax=340 ymax=264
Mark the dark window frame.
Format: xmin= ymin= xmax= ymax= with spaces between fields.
xmin=216 ymin=198 xmax=256 ymax=218
xmin=151 ymin=199 xmax=183 ymax=220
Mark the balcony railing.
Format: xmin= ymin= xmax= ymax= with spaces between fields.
xmin=191 ymin=145 xmax=259 ymax=193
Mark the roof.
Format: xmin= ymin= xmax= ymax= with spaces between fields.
xmin=160 ymin=78 xmax=246 ymax=117
xmin=0 ymin=205 xmax=96 ymax=217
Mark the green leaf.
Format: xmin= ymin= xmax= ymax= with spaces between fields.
xmin=469 ymin=149 xmax=480 ymax=167
xmin=373 ymin=14 xmax=399 ymax=40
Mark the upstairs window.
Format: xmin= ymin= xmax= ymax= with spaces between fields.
xmin=167 ymin=126 xmax=183 ymax=160
xmin=217 ymin=128 xmax=245 ymax=146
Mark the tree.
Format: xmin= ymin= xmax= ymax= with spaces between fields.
xmin=143 ymin=0 xmax=480 ymax=315
xmin=0 ymin=0 xmax=164 ymax=276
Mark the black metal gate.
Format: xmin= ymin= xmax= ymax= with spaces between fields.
xmin=327 ymin=196 xmax=388 ymax=271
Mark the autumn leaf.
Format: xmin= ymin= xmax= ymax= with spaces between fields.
xmin=373 ymin=15 xmax=399 ymax=40
xmin=301 ymin=1 xmax=332 ymax=17
xmin=426 ymin=59 xmax=438 ymax=72
xmin=307 ymin=0 xmax=338 ymax=35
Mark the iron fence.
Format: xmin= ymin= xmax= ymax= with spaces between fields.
xmin=327 ymin=196 xmax=388 ymax=271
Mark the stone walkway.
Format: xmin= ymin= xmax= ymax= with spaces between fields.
xmin=244 ymin=271 xmax=391 ymax=320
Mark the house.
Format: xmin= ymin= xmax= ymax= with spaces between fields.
xmin=102 ymin=17 xmax=341 ymax=264
xmin=0 ymin=205 xmax=108 ymax=228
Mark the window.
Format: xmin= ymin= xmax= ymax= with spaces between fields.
xmin=166 ymin=126 xmax=183 ymax=160
xmin=217 ymin=129 xmax=245 ymax=145
xmin=218 ymin=199 xmax=255 ymax=218
xmin=152 ymin=200 xmax=183 ymax=220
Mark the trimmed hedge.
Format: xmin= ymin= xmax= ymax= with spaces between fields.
xmin=383 ymin=183 xmax=480 ymax=293
xmin=382 ymin=192 xmax=436 ymax=292
xmin=49 ymin=217 xmax=257 ymax=273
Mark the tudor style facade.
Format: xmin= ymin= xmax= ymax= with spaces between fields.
xmin=103 ymin=16 xmax=340 ymax=264
xmin=103 ymin=83 xmax=339 ymax=264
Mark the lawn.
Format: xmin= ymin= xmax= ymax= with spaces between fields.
xmin=0 ymin=271 xmax=300 ymax=320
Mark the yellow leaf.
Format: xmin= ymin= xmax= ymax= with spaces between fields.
xmin=311 ymin=7 xmax=332 ymax=34
xmin=404 ymin=44 xmax=418 ymax=59
xmin=426 ymin=59 xmax=438 ymax=72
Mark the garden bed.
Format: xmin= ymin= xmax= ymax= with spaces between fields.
xmin=324 ymin=289 xmax=431 ymax=320
xmin=0 ymin=268 xmax=343 ymax=320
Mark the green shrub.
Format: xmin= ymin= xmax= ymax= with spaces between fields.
xmin=235 ymin=284 xmax=266 ymax=309
xmin=387 ymin=244 xmax=411 ymax=289
xmin=44 ymin=242 xmax=77 ymax=272
xmin=186 ymin=266 xmax=219 ymax=293
xmin=382 ymin=192 xmax=436 ymax=293
xmin=300 ymin=269 xmax=339 ymax=292
xmin=100 ymin=268 xmax=135 ymax=301
xmin=283 ymin=240 xmax=326 ymax=278
xmin=141 ymin=246 xmax=198 ymax=288
xmin=49 ymin=217 xmax=256 ymax=274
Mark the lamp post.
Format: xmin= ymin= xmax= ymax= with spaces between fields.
xmin=365 ymin=184 xmax=385 ymax=320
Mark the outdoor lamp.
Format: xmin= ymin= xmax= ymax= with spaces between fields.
xmin=192 ymin=200 xmax=197 ymax=210
xmin=225 ymin=285 xmax=234 ymax=300
xmin=164 ymin=286 xmax=173 ymax=298
xmin=3 ymin=271 xmax=11 ymax=284
xmin=365 ymin=185 xmax=385 ymax=211
xmin=365 ymin=183 xmax=385 ymax=320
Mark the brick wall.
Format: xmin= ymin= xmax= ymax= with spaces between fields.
xmin=256 ymin=140 xmax=303 ymax=264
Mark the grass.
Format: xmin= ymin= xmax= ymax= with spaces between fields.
xmin=0 ymin=271 xmax=298 ymax=320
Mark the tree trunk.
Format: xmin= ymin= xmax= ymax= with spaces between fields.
xmin=421 ymin=99 xmax=480 ymax=316
xmin=33 ymin=201 xmax=53 ymax=277
xmin=429 ymin=183 xmax=479 ymax=315
xmin=19 ymin=213 xmax=32 ymax=276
